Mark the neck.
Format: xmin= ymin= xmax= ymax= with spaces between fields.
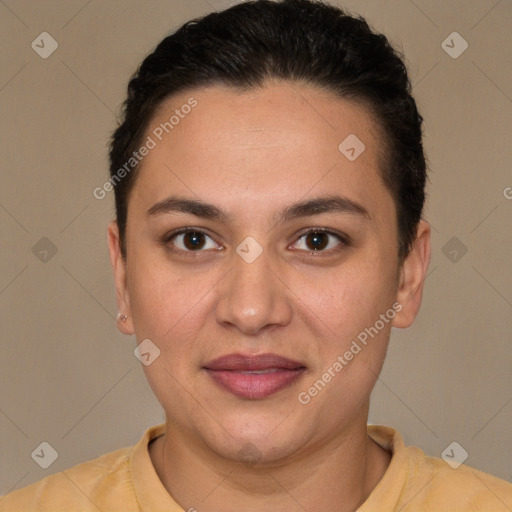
xmin=149 ymin=416 xmax=391 ymax=512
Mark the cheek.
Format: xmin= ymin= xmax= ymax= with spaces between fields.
xmin=296 ymin=253 xmax=398 ymax=343
xmin=126 ymin=251 xmax=222 ymax=346
xmin=295 ymin=259 xmax=397 ymax=419
xmin=128 ymin=258 xmax=217 ymax=412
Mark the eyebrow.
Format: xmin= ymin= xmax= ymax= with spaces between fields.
xmin=146 ymin=195 xmax=371 ymax=225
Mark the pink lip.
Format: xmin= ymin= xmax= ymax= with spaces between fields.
xmin=203 ymin=353 xmax=307 ymax=400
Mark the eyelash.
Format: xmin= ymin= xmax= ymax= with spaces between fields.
xmin=161 ymin=227 xmax=350 ymax=257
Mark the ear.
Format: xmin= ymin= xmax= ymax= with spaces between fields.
xmin=392 ymin=220 xmax=431 ymax=329
xmin=107 ymin=220 xmax=135 ymax=335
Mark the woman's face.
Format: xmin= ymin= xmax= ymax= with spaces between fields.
xmin=109 ymin=82 xmax=428 ymax=463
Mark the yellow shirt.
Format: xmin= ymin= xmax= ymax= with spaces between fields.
xmin=1 ymin=423 xmax=511 ymax=511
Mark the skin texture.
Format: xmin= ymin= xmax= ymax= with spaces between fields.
xmin=107 ymin=82 xmax=431 ymax=511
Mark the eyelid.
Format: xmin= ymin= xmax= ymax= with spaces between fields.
xmin=162 ymin=227 xmax=349 ymax=255
xmin=162 ymin=228 xmax=222 ymax=253
xmin=294 ymin=227 xmax=349 ymax=243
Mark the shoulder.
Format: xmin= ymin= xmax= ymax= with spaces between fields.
xmin=0 ymin=446 xmax=136 ymax=512
xmin=365 ymin=425 xmax=512 ymax=511
xmin=420 ymin=454 xmax=512 ymax=509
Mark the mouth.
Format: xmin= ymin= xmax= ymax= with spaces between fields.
xmin=203 ymin=353 xmax=307 ymax=400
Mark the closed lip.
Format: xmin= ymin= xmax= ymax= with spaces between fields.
xmin=203 ymin=353 xmax=307 ymax=399
xmin=203 ymin=353 xmax=306 ymax=371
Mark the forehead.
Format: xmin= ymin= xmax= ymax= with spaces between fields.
xmin=151 ymin=82 xmax=381 ymax=154
xmin=130 ymin=82 xmax=392 ymax=221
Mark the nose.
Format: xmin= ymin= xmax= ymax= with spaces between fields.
xmin=215 ymin=244 xmax=293 ymax=336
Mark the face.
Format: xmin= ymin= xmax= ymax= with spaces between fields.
xmin=108 ymin=82 xmax=430 ymax=464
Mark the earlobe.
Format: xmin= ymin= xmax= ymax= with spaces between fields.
xmin=107 ymin=221 xmax=135 ymax=335
xmin=391 ymin=220 xmax=431 ymax=329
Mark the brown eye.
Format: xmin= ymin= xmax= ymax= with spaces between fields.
xmin=305 ymin=232 xmax=329 ymax=251
xmin=292 ymin=229 xmax=347 ymax=253
xmin=164 ymin=230 xmax=219 ymax=253
xmin=182 ymin=232 xmax=206 ymax=250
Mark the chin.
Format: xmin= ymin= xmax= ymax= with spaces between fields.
xmin=195 ymin=410 xmax=310 ymax=465
xmin=214 ymin=436 xmax=303 ymax=467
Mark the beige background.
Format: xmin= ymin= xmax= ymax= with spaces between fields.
xmin=1 ymin=0 xmax=511 ymax=495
